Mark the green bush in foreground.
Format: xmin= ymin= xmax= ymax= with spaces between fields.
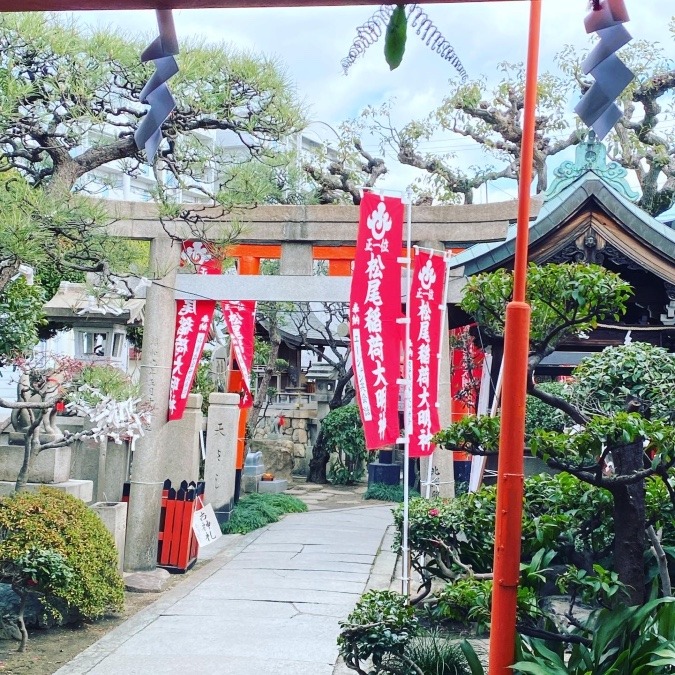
xmin=0 ymin=488 xmax=124 ymax=621
xmin=221 ymin=492 xmax=307 ymax=534
xmin=339 ymin=590 xmax=418 ymax=672
xmin=338 ymin=590 xmax=474 ymax=675
xmin=398 ymin=631 xmax=471 ymax=675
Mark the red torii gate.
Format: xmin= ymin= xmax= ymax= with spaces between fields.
xmin=1 ymin=2 xmax=540 ymax=673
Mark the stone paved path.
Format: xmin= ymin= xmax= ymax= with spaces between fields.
xmin=55 ymin=499 xmax=395 ymax=675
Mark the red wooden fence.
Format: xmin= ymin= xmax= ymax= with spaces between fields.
xmin=122 ymin=479 xmax=204 ymax=573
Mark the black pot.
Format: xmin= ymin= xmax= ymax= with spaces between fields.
xmin=378 ymin=449 xmax=394 ymax=464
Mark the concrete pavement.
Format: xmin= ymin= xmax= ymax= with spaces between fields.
xmin=56 ymin=504 xmax=397 ymax=675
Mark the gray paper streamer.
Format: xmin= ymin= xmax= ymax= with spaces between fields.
xmin=134 ymin=10 xmax=179 ymax=160
xmin=582 ymin=24 xmax=631 ymax=73
xmin=575 ymin=0 xmax=634 ymax=141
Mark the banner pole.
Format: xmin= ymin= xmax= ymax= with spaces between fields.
xmin=424 ymin=250 xmax=452 ymax=499
xmin=400 ymin=190 xmax=413 ymax=598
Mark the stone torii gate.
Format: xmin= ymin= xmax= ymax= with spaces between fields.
xmin=105 ymin=198 xmax=522 ymax=571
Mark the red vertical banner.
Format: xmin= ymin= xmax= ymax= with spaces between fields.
xmin=168 ymin=242 xmax=220 ymax=421
xmin=449 ymin=326 xmax=484 ymax=421
xmin=349 ymin=192 xmax=404 ymax=450
xmin=409 ymin=252 xmax=448 ymax=458
xmin=221 ymin=300 xmax=256 ymax=409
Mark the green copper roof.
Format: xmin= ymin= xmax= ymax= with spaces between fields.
xmin=544 ymin=132 xmax=639 ymax=203
xmin=449 ymin=173 xmax=675 ymax=277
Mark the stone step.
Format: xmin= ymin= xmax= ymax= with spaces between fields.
xmin=0 ymin=479 xmax=93 ymax=502
xmin=0 ymin=444 xmax=72 ymax=483
xmin=257 ymin=479 xmax=288 ymax=494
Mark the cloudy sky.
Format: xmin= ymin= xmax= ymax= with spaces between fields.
xmin=77 ymin=2 xmax=673 ymax=200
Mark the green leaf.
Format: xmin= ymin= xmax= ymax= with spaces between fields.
xmin=384 ymin=4 xmax=407 ymax=70
xmin=459 ymin=639 xmax=486 ymax=675
xmin=511 ymin=662 xmax=566 ymax=675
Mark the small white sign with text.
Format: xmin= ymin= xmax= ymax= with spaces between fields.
xmin=192 ymin=503 xmax=222 ymax=547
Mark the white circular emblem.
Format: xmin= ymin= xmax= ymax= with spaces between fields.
xmin=367 ymin=201 xmax=392 ymax=241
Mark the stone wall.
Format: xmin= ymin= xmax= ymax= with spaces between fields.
xmin=252 ymin=408 xmax=317 ymax=475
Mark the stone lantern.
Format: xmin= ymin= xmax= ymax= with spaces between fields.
xmin=304 ymin=362 xmax=338 ymax=421
xmin=43 ymin=281 xmax=145 ymax=371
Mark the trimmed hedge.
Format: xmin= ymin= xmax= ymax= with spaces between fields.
xmin=0 ymin=488 xmax=124 ymax=620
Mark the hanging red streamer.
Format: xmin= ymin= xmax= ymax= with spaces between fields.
xmin=408 ymin=252 xmax=447 ymax=457
xmin=221 ymin=300 xmax=256 ymax=409
xmin=168 ymin=242 xmax=220 ymax=421
xmin=349 ymin=192 xmax=404 ymax=450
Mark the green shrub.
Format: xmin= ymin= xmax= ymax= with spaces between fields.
xmin=556 ymin=563 xmax=629 ymax=609
xmin=338 ymin=589 xmax=418 ymax=672
xmin=570 ymin=342 xmax=675 ymax=420
xmin=0 ymin=277 xmax=45 ymax=358
xmin=525 ymin=381 xmax=569 ymax=437
xmin=397 ymin=631 xmax=471 ymax=675
xmin=221 ymin=492 xmax=307 ymax=534
xmin=0 ymin=488 xmax=124 ymax=620
xmin=433 ymin=415 xmax=501 ymax=454
xmin=71 ymin=363 xmax=140 ymax=403
xmin=14 ymin=549 xmax=74 ymax=592
xmin=393 ymin=473 xmax=616 ymax=577
xmin=435 ymin=578 xmax=541 ymax=635
xmin=513 ymin=597 xmax=675 ymax=674
xmin=435 ymin=578 xmax=493 ymax=633
xmin=323 ymin=404 xmax=367 ymax=485
xmin=190 ymin=350 xmax=219 ymax=414
xmin=364 ymin=483 xmax=419 ymax=502
xmin=0 ymin=547 xmax=77 ymax=651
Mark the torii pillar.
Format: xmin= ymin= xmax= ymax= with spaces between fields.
xmin=124 ymin=237 xmax=182 ymax=571
xmin=226 ymin=245 xmax=281 ymax=501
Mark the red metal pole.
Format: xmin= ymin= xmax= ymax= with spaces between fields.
xmin=487 ymin=1 xmax=541 ymax=673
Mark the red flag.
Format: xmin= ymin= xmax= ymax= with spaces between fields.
xmin=168 ymin=242 xmax=220 ymax=421
xmin=221 ymin=300 xmax=256 ymax=409
xmin=408 ymin=251 xmax=448 ymax=457
xmin=349 ymin=192 xmax=404 ymax=450
xmin=450 ymin=325 xmax=484 ymax=421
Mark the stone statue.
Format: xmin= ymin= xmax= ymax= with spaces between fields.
xmin=272 ymin=414 xmax=286 ymax=437
xmin=10 ymin=369 xmax=65 ymax=442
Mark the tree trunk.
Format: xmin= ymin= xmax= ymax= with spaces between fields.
xmin=307 ymin=373 xmax=354 ymax=484
xmin=610 ymin=439 xmax=647 ymax=606
xmin=307 ymin=428 xmax=329 ymax=484
xmin=15 ymin=588 xmax=28 ymax=652
xmin=247 ymin=321 xmax=281 ymax=436
xmin=15 ymin=425 xmax=40 ymax=493
xmin=647 ymin=525 xmax=672 ymax=597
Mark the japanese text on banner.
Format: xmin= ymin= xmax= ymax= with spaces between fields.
xmin=168 ymin=242 xmax=220 ymax=421
xmin=221 ymin=300 xmax=256 ymax=409
xmin=349 ymin=192 xmax=404 ymax=450
xmin=409 ymin=253 xmax=447 ymax=457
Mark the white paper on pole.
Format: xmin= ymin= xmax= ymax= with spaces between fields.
xmin=192 ymin=503 xmax=222 ymax=547
xmin=582 ymin=24 xmax=631 ymax=73
xmin=469 ymin=352 xmax=493 ymax=493
xmin=590 ymin=104 xmax=623 ymax=142
xmin=199 ymin=429 xmax=206 ymax=461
